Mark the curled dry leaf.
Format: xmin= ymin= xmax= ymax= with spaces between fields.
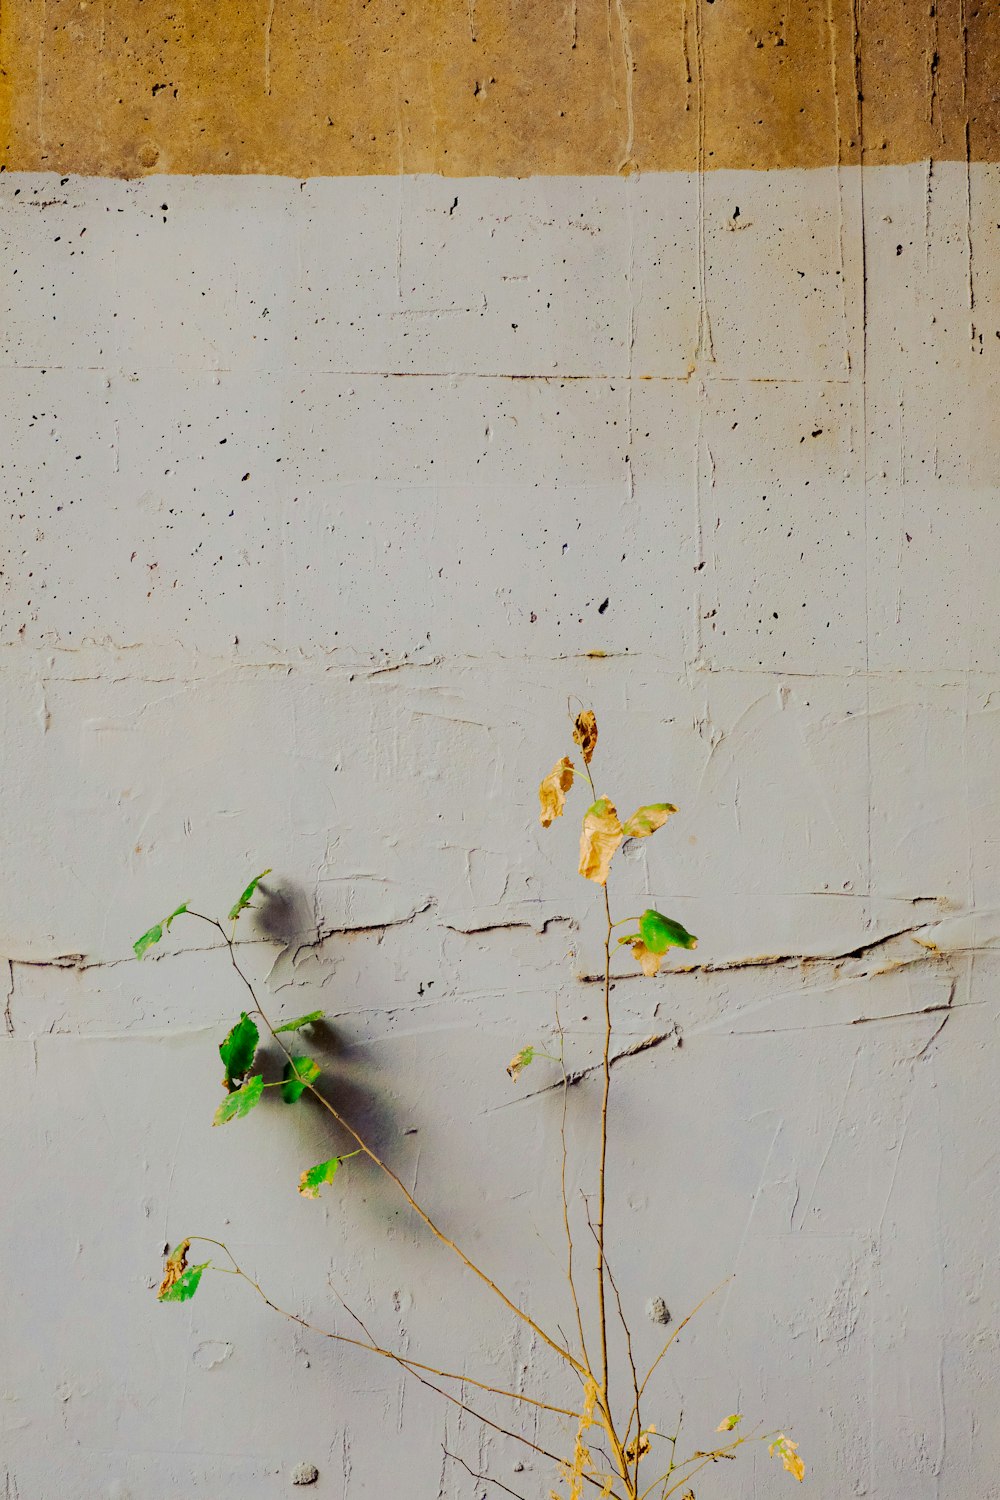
xmin=158 ymin=1239 xmax=190 ymax=1298
xmin=716 ymin=1414 xmax=742 ymax=1433
xmin=539 ymin=756 xmax=575 ymax=828
xmin=624 ymin=1427 xmax=654 ymax=1463
xmin=579 ymin=798 xmax=623 ymax=884
xmin=572 ymin=709 xmax=598 ymax=765
xmin=507 ymin=1045 xmax=536 ymax=1081
xmin=769 ymin=1436 xmax=805 ymax=1483
xmin=158 ymin=1259 xmax=210 ymax=1303
xmin=631 ymin=940 xmax=662 ymax=977
xmin=621 ymin=803 xmax=678 ymax=839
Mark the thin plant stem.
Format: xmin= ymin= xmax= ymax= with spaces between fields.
xmin=186 ymin=1238 xmax=575 ymax=1419
xmin=596 ymin=882 xmax=613 ymax=1404
xmin=555 ymin=996 xmax=591 ymax=1376
xmin=630 ymin=1277 xmax=731 ymax=1435
xmin=576 ymin=748 xmax=632 ymax=1496
xmin=184 ymin=909 xmax=584 ymax=1379
xmin=442 ymin=1448 xmax=533 ymax=1500
xmin=186 ymin=1237 xmax=620 ymax=1488
xmin=581 ymin=1206 xmax=641 ymax=1495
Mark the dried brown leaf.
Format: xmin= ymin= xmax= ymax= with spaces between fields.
xmin=769 ymin=1436 xmax=805 ymax=1483
xmin=622 ymin=803 xmax=678 ymax=838
xmin=578 ymin=798 xmax=623 ymax=884
xmin=572 ymin=710 xmax=598 ymax=765
xmin=158 ymin=1238 xmax=190 ymax=1298
xmin=624 ymin=1428 xmax=653 ymax=1463
xmin=539 ymin=756 xmax=575 ymax=828
xmin=506 ymin=1045 xmax=535 ymax=1081
xmin=631 ymin=939 xmax=662 ymax=976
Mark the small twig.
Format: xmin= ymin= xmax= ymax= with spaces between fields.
xmin=185 ymin=1237 xmax=578 ymax=1422
xmin=555 ymin=996 xmax=591 ymax=1375
xmin=442 ymin=1447 xmax=530 ymax=1500
xmin=581 ymin=1206 xmax=641 ymax=1483
xmin=188 ymin=1238 xmax=614 ymax=1485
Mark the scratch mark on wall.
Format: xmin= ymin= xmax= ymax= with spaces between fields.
xmin=927 ymin=0 xmax=941 ymax=135
xmin=612 ymin=0 xmax=636 ymax=173
xmin=914 ymin=977 xmax=957 ymax=1059
xmin=495 ymin=1024 xmax=683 ymax=1105
xmin=263 ymin=0 xmax=276 ymax=96
xmin=726 ymin=1117 xmax=784 ymax=1302
xmin=825 ymin=0 xmax=854 ymax=372
xmin=682 ymin=0 xmax=694 ymax=107
xmin=796 ymin=1048 xmax=860 ymax=1227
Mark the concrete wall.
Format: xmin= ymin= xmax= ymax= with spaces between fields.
xmin=2 ymin=6 xmax=999 ymax=1498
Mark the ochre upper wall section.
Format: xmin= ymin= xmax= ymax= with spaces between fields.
xmin=0 ymin=0 xmax=996 ymax=176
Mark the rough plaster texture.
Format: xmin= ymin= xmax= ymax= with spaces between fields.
xmin=2 ymin=161 xmax=1000 ymax=1498
xmin=2 ymin=0 xmax=999 ymax=176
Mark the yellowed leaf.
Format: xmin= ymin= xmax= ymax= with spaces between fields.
xmin=578 ymin=798 xmax=623 ymax=884
xmin=157 ymin=1238 xmax=190 ymax=1298
xmin=506 ymin=1045 xmax=535 ymax=1081
xmin=572 ymin=709 xmax=598 ymax=764
xmin=631 ymin=940 xmax=662 ymax=977
xmin=769 ymin=1436 xmax=805 ymax=1483
xmin=624 ymin=1428 xmax=654 ymax=1463
xmin=622 ymin=803 xmax=678 ymax=838
xmin=539 ymin=756 xmax=575 ymax=828
xmin=716 ymin=1413 xmax=742 ymax=1433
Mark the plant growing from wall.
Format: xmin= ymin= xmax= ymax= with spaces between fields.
xmin=137 ymin=710 xmax=805 ymax=1497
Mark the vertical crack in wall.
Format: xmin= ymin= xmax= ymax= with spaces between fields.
xmin=692 ymin=0 xmax=715 ymax=368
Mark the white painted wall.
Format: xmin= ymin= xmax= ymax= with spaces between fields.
xmin=2 ymin=163 xmax=998 ymax=1498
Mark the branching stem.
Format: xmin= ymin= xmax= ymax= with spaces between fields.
xmin=184 ymin=910 xmax=584 ymax=1379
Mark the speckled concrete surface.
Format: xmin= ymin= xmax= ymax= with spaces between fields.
xmin=2 ymin=160 xmax=999 ymax=1496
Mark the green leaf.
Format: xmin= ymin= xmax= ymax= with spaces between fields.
xmin=134 ymin=924 xmax=163 ymax=961
xmin=298 ymin=1156 xmax=345 ymax=1198
xmin=616 ymin=932 xmax=640 ymax=946
xmin=621 ymin=804 xmax=678 ymax=839
xmin=282 ymin=1055 xmax=320 ymax=1103
xmin=159 ymin=1261 xmax=210 ymax=1302
xmin=133 ymin=903 xmax=188 ymax=960
xmin=639 ymin=909 xmax=698 ymax=955
xmin=274 ymin=1010 xmax=325 ymax=1034
xmin=213 ymin=1073 xmax=264 ymax=1125
xmin=219 ymin=1011 xmax=259 ymax=1088
xmin=228 ymin=869 xmax=272 ymax=923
